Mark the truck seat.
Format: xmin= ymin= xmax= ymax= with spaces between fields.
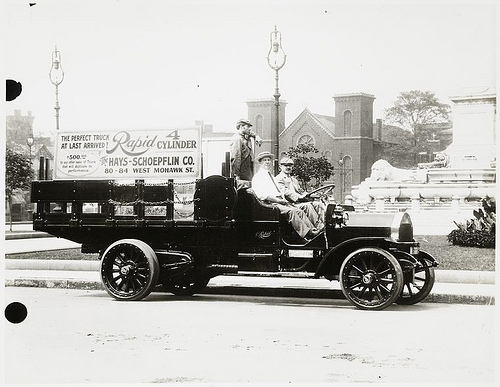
xmin=234 ymin=188 xmax=280 ymax=221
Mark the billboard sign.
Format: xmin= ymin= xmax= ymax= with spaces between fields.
xmin=54 ymin=128 xmax=201 ymax=180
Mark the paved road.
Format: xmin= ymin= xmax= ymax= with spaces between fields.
xmin=3 ymin=287 xmax=496 ymax=385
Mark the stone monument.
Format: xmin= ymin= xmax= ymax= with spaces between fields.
xmin=350 ymin=86 xmax=496 ymax=206
xmin=446 ymin=86 xmax=496 ymax=169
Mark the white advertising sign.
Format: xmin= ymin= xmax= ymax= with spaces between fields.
xmin=54 ymin=128 xmax=201 ymax=180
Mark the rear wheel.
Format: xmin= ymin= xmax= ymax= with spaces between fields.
xmin=100 ymin=239 xmax=159 ymax=301
xmin=340 ymin=247 xmax=403 ymax=310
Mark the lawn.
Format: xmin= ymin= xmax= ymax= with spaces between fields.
xmin=414 ymin=235 xmax=495 ymax=271
xmin=6 ymin=235 xmax=496 ymax=271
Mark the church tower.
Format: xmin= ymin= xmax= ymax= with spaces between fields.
xmin=246 ymin=98 xmax=287 ymax=155
xmin=333 ymin=93 xmax=376 ymax=188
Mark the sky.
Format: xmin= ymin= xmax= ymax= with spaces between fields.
xmin=2 ymin=0 xmax=498 ymax=137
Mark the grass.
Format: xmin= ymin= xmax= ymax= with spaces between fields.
xmin=414 ymin=235 xmax=495 ymax=271
xmin=6 ymin=235 xmax=496 ymax=271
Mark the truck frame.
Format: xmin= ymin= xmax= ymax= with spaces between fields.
xmin=31 ymin=175 xmax=438 ymax=310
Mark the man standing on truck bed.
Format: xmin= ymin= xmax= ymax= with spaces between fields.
xmin=229 ymin=119 xmax=262 ymax=187
xmin=251 ymin=151 xmax=320 ymax=241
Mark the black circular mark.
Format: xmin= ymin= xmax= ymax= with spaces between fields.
xmin=6 ymin=79 xmax=23 ymax=101
xmin=5 ymin=302 xmax=28 ymax=324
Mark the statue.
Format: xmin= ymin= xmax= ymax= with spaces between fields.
xmin=368 ymin=159 xmax=426 ymax=182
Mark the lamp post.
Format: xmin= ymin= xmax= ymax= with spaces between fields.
xmin=49 ymin=46 xmax=64 ymax=130
xmin=26 ymin=136 xmax=34 ymax=217
xmin=338 ymin=154 xmax=352 ymax=203
xmin=26 ymin=136 xmax=34 ymax=167
xmin=267 ymin=26 xmax=286 ymax=174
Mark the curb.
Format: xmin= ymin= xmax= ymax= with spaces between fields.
xmin=4 ymin=278 xmax=495 ymax=306
xmin=4 ymin=259 xmax=496 ymax=285
xmin=5 ymin=232 xmax=53 ymax=240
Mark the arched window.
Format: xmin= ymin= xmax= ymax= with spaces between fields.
xmin=255 ymin=115 xmax=264 ymax=137
xmin=297 ymin=134 xmax=315 ymax=147
xmin=343 ymin=110 xmax=352 ymax=137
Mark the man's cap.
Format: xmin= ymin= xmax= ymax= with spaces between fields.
xmin=280 ymin=157 xmax=294 ymax=165
xmin=236 ymin=119 xmax=252 ymax=127
xmin=256 ymin=151 xmax=274 ymax=162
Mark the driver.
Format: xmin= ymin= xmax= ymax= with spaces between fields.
xmin=275 ymin=157 xmax=326 ymax=225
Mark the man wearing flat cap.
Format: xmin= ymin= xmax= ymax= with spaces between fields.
xmin=251 ymin=151 xmax=320 ymax=241
xmin=229 ymin=119 xmax=262 ymax=185
xmin=275 ymin=156 xmax=325 ymax=229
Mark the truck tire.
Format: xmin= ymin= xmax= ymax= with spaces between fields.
xmin=100 ymin=239 xmax=159 ymax=301
xmin=396 ymin=253 xmax=436 ymax=305
xmin=340 ymin=247 xmax=404 ymax=310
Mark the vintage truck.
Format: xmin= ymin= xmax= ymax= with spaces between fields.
xmin=31 ymin=174 xmax=438 ymax=310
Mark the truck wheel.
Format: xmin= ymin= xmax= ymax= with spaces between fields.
xmin=100 ymin=239 xmax=159 ymax=301
xmin=396 ymin=255 xmax=435 ymax=305
xmin=164 ymin=276 xmax=210 ymax=296
xmin=340 ymin=247 xmax=403 ymax=310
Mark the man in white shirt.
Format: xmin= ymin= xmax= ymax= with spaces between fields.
xmin=275 ymin=157 xmax=325 ymax=228
xmin=251 ymin=151 xmax=320 ymax=240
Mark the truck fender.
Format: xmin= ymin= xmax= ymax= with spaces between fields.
xmin=315 ymin=237 xmax=391 ymax=278
xmin=416 ymin=250 xmax=439 ymax=267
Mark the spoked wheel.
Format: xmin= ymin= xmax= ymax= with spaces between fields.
xmin=100 ymin=239 xmax=159 ymax=301
xmin=164 ymin=275 xmax=210 ymax=296
xmin=396 ymin=255 xmax=436 ymax=305
xmin=340 ymin=247 xmax=404 ymax=310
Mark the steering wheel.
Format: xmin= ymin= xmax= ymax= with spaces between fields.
xmin=302 ymin=183 xmax=335 ymax=201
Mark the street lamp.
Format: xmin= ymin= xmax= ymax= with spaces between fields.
xmin=267 ymin=26 xmax=286 ymax=173
xmin=338 ymin=154 xmax=352 ymax=203
xmin=26 ymin=136 xmax=34 ymax=166
xmin=26 ymin=136 xmax=34 ymax=217
xmin=49 ymin=46 xmax=64 ymax=130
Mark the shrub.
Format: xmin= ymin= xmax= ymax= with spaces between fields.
xmin=447 ymin=196 xmax=496 ymax=248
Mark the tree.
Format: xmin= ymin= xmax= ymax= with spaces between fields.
xmin=384 ymin=90 xmax=451 ymax=164
xmin=375 ymin=125 xmax=416 ymax=169
xmin=285 ymin=144 xmax=334 ymax=189
xmin=6 ymin=148 xmax=33 ymax=230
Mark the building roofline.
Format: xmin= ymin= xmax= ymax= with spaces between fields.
xmin=333 ymin=92 xmax=375 ymax=99
xmin=280 ymin=108 xmax=335 ymax=140
xmin=449 ymin=86 xmax=496 ymax=101
xmin=246 ymin=98 xmax=288 ymax=104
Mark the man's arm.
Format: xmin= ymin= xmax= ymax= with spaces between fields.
xmin=276 ymin=174 xmax=302 ymax=203
xmin=229 ymin=136 xmax=242 ymax=178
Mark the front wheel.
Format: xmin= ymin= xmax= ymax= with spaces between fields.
xmin=396 ymin=254 xmax=436 ymax=305
xmin=340 ymin=247 xmax=404 ymax=310
xmin=100 ymin=239 xmax=159 ymax=301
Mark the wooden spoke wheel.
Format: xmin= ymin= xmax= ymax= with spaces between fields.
xmin=340 ymin=247 xmax=404 ymax=310
xmin=100 ymin=239 xmax=159 ymax=301
xmin=396 ymin=255 xmax=436 ymax=305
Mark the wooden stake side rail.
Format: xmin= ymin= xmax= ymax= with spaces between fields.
xmin=31 ymin=179 xmax=183 ymax=228
xmin=31 ymin=176 xmax=244 ymax=230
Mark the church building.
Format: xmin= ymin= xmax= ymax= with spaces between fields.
xmin=245 ymin=93 xmax=382 ymax=202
